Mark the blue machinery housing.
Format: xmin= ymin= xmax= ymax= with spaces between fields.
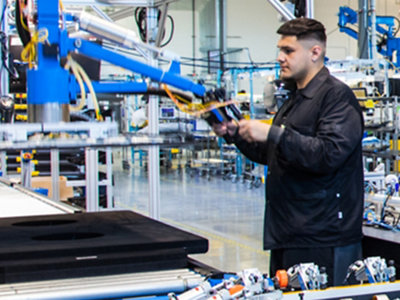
xmin=27 ymin=0 xmax=206 ymax=108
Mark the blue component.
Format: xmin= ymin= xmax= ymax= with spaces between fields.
xmin=338 ymin=7 xmax=360 ymax=40
xmin=376 ymin=16 xmax=396 ymax=36
xmin=338 ymin=6 xmax=357 ymax=27
xmin=90 ymin=81 xmax=148 ymax=94
xmin=265 ymin=277 xmax=275 ymax=290
xmin=168 ymin=60 xmax=181 ymax=74
xmin=338 ymin=6 xmax=400 ymax=68
xmin=37 ymin=0 xmax=59 ymax=42
xmin=37 ymin=0 xmax=61 ymax=69
xmin=69 ymin=38 xmax=206 ymax=97
xmin=338 ymin=26 xmax=358 ymax=40
xmin=28 ymin=0 xmax=70 ymax=106
xmin=27 ymin=68 xmax=70 ymax=104
xmin=34 ymin=188 xmax=49 ymax=196
xmin=211 ymin=108 xmax=224 ymax=122
xmin=70 ymin=80 xmax=148 ymax=99
xmin=31 ymin=0 xmax=207 ymax=110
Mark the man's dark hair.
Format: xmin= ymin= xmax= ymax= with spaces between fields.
xmin=277 ymin=18 xmax=326 ymax=43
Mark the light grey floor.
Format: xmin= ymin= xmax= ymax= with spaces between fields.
xmin=112 ymin=152 xmax=270 ymax=274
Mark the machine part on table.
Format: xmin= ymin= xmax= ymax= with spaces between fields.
xmin=345 ymin=256 xmax=396 ymax=284
xmin=170 ymin=281 xmax=213 ymax=300
xmin=170 ymin=268 xmax=282 ymax=300
xmin=281 ymin=263 xmax=328 ymax=291
xmin=236 ymin=268 xmax=269 ymax=297
xmin=0 ymin=269 xmax=205 ymax=300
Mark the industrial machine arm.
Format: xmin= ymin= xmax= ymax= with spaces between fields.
xmin=23 ymin=0 xmax=208 ymax=122
xmin=20 ymin=0 xmax=242 ymax=126
xmin=338 ymin=6 xmax=400 ymax=67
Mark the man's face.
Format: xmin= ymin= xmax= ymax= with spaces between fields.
xmin=276 ymin=35 xmax=313 ymax=82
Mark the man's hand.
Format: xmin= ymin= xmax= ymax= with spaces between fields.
xmin=212 ymin=121 xmax=238 ymax=137
xmin=238 ymin=119 xmax=271 ymax=143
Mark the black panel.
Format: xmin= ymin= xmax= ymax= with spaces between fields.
xmin=389 ymin=78 xmax=400 ymax=96
xmin=0 ymin=210 xmax=208 ymax=283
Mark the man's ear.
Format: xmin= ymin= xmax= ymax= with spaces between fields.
xmin=310 ymin=45 xmax=323 ymax=62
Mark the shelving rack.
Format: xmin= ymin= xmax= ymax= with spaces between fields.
xmin=362 ymin=96 xmax=400 ymax=174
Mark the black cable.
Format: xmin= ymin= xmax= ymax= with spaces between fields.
xmin=392 ymin=16 xmax=400 ymax=36
xmin=134 ymin=7 xmax=147 ymax=42
xmin=147 ymin=86 xmax=195 ymax=102
xmin=80 ymin=86 xmax=196 ymax=102
xmin=101 ymin=45 xmax=210 ymax=69
xmin=104 ymin=33 xmax=274 ymax=69
xmin=179 ymin=61 xmax=213 ymax=69
xmin=326 ymin=27 xmax=339 ymax=36
xmin=181 ymin=54 xmax=276 ymax=66
xmin=134 ymin=7 xmax=174 ymax=47
xmin=182 ymin=58 xmax=276 ymax=68
xmin=103 ymin=41 xmax=276 ymax=72
xmin=15 ymin=0 xmax=30 ymax=47
xmin=160 ymin=14 xmax=174 ymax=47
xmin=294 ymin=0 xmax=306 ymax=18
xmin=101 ymin=43 xmax=212 ymax=69
xmin=0 ymin=31 xmax=17 ymax=78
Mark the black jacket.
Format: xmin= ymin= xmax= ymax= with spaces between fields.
xmin=234 ymin=67 xmax=364 ymax=249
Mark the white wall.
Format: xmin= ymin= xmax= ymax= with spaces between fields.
xmin=99 ymin=0 xmax=400 ymax=83
xmin=315 ymin=0 xmax=358 ymax=60
xmin=225 ymin=0 xmax=280 ymax=64
xmin=166 ymin=0 xmax=400 ymax=69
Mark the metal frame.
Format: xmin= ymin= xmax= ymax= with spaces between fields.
xmin=339 ymin=3 xmax=400 ymax=66
xmin=0 ymin=122 xmax=119 ymax=211
xmin=62 ymin=0 xmax=176 ymax=5
xmin=0 ymin=121 xmax=194 ymax=212
xmin=266 ymin=0 xmax=295 ymax=21
xmin=6 ymin=0 xmax=207 ymax=216
xmin=0 ymin=268 xmax=203 ymax=299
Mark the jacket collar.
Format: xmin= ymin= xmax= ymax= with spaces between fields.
xmin=297 ymin=66 xmax=330 ymax=99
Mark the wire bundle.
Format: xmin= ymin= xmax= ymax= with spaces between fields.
xmin=134 ymin=7 xmax=174 ymax=47
xmin=20 ymin=28 xmax=48 ymax=69
xmin=162 ymin=84 xmax=239 ymax=119
xmin=64 ymin=55 xmax=103 ymax=121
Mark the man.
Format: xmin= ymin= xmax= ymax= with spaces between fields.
xmin=213 ymin=18 xmax=364 ymax=286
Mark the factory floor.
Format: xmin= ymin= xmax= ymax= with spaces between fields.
xmin=112 ymin=149 xmax=270 ymax=275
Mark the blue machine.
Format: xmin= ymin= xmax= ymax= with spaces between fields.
xmin=338 ymin=6 xmax=400 ymax=67
xmin=25 ymin=0 xmax=206 ymax=122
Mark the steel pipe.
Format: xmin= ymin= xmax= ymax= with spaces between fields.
xmin=266 ymin=0 xmax=295 ymax=21
xmin=0 ymin=270 xmax=204 ymax=299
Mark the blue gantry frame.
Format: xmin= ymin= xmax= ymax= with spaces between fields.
xmin=338 ymin=6 xmax=400 ymax=68
xmin=27 ymin=0 xmax=206 ymax=107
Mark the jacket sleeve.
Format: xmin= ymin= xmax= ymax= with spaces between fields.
xmin=232 ymin=122 xmax=284 ymax=165
xmin=275 ymin=87 xmax=363 ymax=174
xmin=232 ymin=133 xmax=270 ymax=165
